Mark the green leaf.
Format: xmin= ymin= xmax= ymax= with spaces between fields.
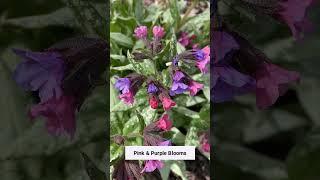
xmin=2 ymin=7 xmax=75 ymax=28
xmin=110 ymin=32 xmax=133 ymax=48
xmin=287 ymin=127 xmax=320 ymax=180
xmin=185 ymin=126 xmax=199 ymax=146
xmin=81 ymin=152 xmax=107 ymax=180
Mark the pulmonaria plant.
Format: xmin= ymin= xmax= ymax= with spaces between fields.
xmin=13 ymin=37 xmax=108 ymax=137
xmin=113 ymin=25 xmax=210 ymax=177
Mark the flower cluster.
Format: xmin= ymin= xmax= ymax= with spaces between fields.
xmin=211 ymin=0 xmax=314 ymax=108
xmin=13 ymin=37 xmax=107 ymax=137
xmin=113 ymin=25 xmax=210 ymax=178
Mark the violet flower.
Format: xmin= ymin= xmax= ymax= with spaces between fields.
xmin=13 ymin=37 xmax=107 ymax=137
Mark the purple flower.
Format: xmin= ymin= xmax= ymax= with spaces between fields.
xmin=213 ymin=31 xmax=239 ymax=63
xmin=12 ymin=37 xmax=108 ymax=137
xmin=195 ymin=50 xmax=206 ymax=61
xmin=212 ymin=66 xmax=255 ymax=103
xmin=195 ymin=46 xmax=210 ymax=73
xmin=141 ymin=140 xmax=170 ymax=173
xmin=115 ymin=78 xmax=131 ymax=94
xmin=173 ymin=71 xmax=185 ymax=81
xmin=170 ymin=81 xmax=189 ymax=95
xmin=147 ymin=83 xmax=158 ymax=94
xmin=172 ymin=56 xmax=179 ymax=66
xmin=13 ymin=49 xmax=65 ymax=102
xmin=115 ymin=74 xmax=146 ymax=105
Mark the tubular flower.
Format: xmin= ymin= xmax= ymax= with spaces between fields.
xmin=13 ymin=37 xmax=107 ymax=137
xmin=159 ymin=93 xmax=176 ymax=111
xmin=195 ymin=46 xmax=210 ymax=73
xmin=115 ymin=73 xmax=146 ymax=105
xmin=156 ymin=114 xmax=172 ymax=131
xmin=148 ymin=95 xmax=159 ymax=109
xmin=170 ymin=70 xmax=203 ymax=96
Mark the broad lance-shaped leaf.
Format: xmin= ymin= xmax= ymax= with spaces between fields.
xmin=2 ymin=7 xmax=75 ymax=28
xmin=81 ymin=152 xmax=107 ymax=180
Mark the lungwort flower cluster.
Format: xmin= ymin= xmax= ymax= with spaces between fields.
xmin=13 ymin=37 xmax=108 ymax=137
xmin=113 ymin=25 xmax=210 ymax=178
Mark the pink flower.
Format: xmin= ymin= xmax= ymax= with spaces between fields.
xmin=178 ymin=32 xmax=191 ymax=46
xmin=159 ymin=140 xmax=171 ymax=146
xmin=255 ymin=62 xmax=300 ymax=109
xmin=156 ymin=114 xmax=172 ymax=131
xmin=199 ymin=132 xmax=210 ymax=153
xmin=152 ymin=26 xmax=165 ymax=39
xmin=141 ymin=160 xmax=164 ymax=173
xmin=189 ymin=81 xmax=204 ymax=96
xmin=29 ymin=96 xmax=77 ymax=138
xmin=277 ymin=0 xmax=315 ymax=40
xmin=202 ymin=142 xmax=210 ymax=152
xmin=159 ymin=94 xmax=176 ymax=111
xmin=134 ymin=26 xmax=148 ymax=39
xmin=119 ymin=91 xmax=134 ymax=105
xmin=195 ymin=46 xmax=210 ymax=73
xmin=149 ymin=95 xmax=159 ymax=109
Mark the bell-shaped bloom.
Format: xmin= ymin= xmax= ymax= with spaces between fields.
xmin=141 ymin=160 xmax=164 ymax=173
xmin=149 ymin=95 xmax=159 ymax=109
xmin=189 ymin=81 xmax=204 ymax=96
xmin=147 ymin=83 xmax=159 ymax=94
xmin=255 ymin=62 xmax=300 ymax=109
xmin=152 ymin=26 xmax=165 ymax=39
xmin=134 ymin=26 xmax=148 ymax=39
xmin=116 ymin=74 xmax=146 ymax=105
xmin=13 ymin=37 xmax=108 ymax=137
xmin=159 ymin=94 xmax=176 ymax=111
xmin=213 ymin=31 xmax=239 ymax=63
xmin=115 ymin=78 xmax=131 ymax=94
xmin=113 ymin=160 xmax=142 ymax=180
xmin=29 ymin=95 xmax=77 ymax=137
xmin=212 ymin=65 xmax=256 ymax=103
xmin=156 ymin=114 xmax=172 ymax=131
xmin=195 ymin=46 xmax=210 ymax=73
xmin=170 ymin=81 xmax=189 ymax=95
xmin=119 ymin=91 xmax=134 ymax=105
xmin=13 ymin=49 xmax=65 ymax=102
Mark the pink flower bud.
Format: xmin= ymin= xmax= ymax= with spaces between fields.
xmin=134 ymin=26 xmax=148 ymax=39
xmin=189 ymin=81 xmax=204 ymax=96
xmin=152 ymin=26 xmax=165 ymax=39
